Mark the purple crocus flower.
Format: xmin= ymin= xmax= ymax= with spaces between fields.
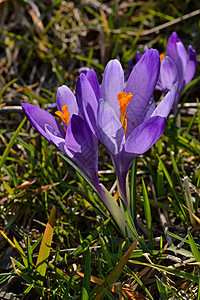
xmin=134 ymin=33 xmax=197 ymax=114
xmin=21 ymin=86 xmax=110 ymax=209
xmin=135 ymin=45 xmax=149 ymax=64
xmin=157 ymin=32 xmax=197 ymax=114
xmin=76 ymin=49 xmax=178 ymax=204
xmin=125 ymin=46 xmax=148 ymax=81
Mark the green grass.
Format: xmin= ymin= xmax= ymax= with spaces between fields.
xmin=0 ymin=0 xmax=199 ymax=299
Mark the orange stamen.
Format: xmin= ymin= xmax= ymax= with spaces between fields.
xmin=117 ymin=92 xmax=133 ymax=136
xmin=55 ymin=105 xmax=70 ymax=126
xmin=160 ymin=53 xmax=165 ymax=62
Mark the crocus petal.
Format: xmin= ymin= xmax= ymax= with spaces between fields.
xmin=66 ymin=115 xmax=111 ymax=210
xmin=184 ymin=45 xmax=197 ymax=86
xmin=160 ymin=57 xmax=178 ymax=91
xmin=166 ymin=33 xmax=184 ymax=83
xmin=110 ymin=152 xmax=131 ymax=205
xmin=124 ymin=116 xmax=165 ymax=155
xmin=86 ymin=69 xmax=101 ymax=100
xmin=56 ymin=85 xmax=79 ymax=118
xmin=125 ymin=58 xmax=134 ymax=81
xmin=76 ymin=73 xmax=99 ymax=136
xmin=151 ymin=83 xmax=178 ymax=118
xmin=113 ymin=116 xmax=167 ymax=204
xmin=45 ymin=103 xmax=57 ymax=109
xmin=21 ymin=103 xmax=65 ymax=142
xmin=65 ymin=115 xmax=99 ymax=183
xmin=125 ymin=49 xmax=160 ymax=137
xmin=78 ymin=67 xmax=90 ymax=74
xmin=97 ymin=99 xmax=125 ymax=155
xmin=101 ymin=59 xmax=124 ymax=119
xmin=144 ymin=98 xmax=156 ymax=121
xmin=45 ymin=124 xmax=66 ymax=153
xmin=135 ymin=46 xmax=148 ymax=63
xmin=143 ymin=45 xmax=149 ymax=53
xmin=135 ymin=52 xmax=141 ymax=63
xmin=166 ymin=32 xmax=180 ymax=59
xmin=176 ymin=41 xmax=188 ymax=76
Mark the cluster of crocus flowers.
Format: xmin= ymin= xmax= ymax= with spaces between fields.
xmin=157 ymin=32 xmax=197 ymax=114
xmin=77 ymin=49 xmax=177 ymax=205
xmin=22 ymin=49 xmax=178 ymax=238
xmin=135 ymin=32 xmax=197 ymax=114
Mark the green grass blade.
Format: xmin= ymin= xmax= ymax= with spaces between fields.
xmin=26 ymin=235 xmax=33 ymax=274
xmin=48 ymin=262 xmax=81 ymax=293
xmin=91 ymin=241 xmax=137 ymax=298
xmin=167 ymin=231 xmax=200 ymax=249
xmin=156 ymin=277 xmax=168 ymax=300
xmin=59 ymin=153 xmax=100 ymax=199
xmin=157 ymin=155 xmax=188 ymax=222
xmin=130 ymin=260 xmax=199 ymax=282
xmin=70 ymin=218 xmax=110 ymax=258
xmin=130 ymin=158 xmax=137 ymax=225
xmin=187 ymin=230 xmax=200 ymax=262
xmin=0 ymin=78 xmax=18 ymax=100
xmin=13 ymin=237 xmax=28 ymax=267
xmin=0 ymin=117 xmax=26 ymax=170
xmin=0 ymin=231 xmax=27 ymax=265
xmin=198 ymin=273 xmax=200 ymax=300
xmin=157 ymin=161 xmax=164 ymax=198
xmin=81 ymin=249 xmax=91 ymax=300
xmin=36 ymin=206 xmax=56 ymax=285
xmin=169 ymin=150 xmax=184 ymax=195
xmin=142 ymin=178 xmax=153 ymax=250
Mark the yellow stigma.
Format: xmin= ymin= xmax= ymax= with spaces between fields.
xmin=160 ymin=53 xmax=165 ymax=62
xmin=55 ymin=105 xmax=70 ymax=126
xmin=117 ymin=92 xmax=133 ymax=136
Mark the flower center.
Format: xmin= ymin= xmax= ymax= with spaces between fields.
xmin=117 ymin=92 xmax=133 ymax=136
xmin=160 ymin=53 xmax=165 ymax=62
xmin=55 ymin=105 xmax=70 ymax=126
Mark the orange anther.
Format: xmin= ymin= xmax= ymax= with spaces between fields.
xmin=117 ymin=92 xmax=133 ymax=136
xmin=55 ymin=105 xmax=70 ymax=126
xmin=160 ymin=53 xmax=165 ymax=62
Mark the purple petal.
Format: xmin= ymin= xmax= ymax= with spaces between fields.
xmin=184 ymin=45 xmax=197 ymax=86
xmin=45 ymin=124 xmax=66 ymax=153
xmin=135 ymin=52 xmax=141 ymax=63
xmin=160 ymin=56 xmax=178 ymax=91
xmin=76 ymin=73 xmax=98 ymax=136
xmin=176 ymin=41 xmax=188 ymax=76
xmin=65 ymin=115 xmax=99 ymax=184
xmin=97 ymin=99 xmax=125 ymax=155
xmin=110 ymin=152 xmax=130 ymax=205
xmin=151 ymin=83 xmax=178 ymax=118
xmin=135 ymin=45 xmax=148 ymax=63
xmin=166 ymin=33 xmax=185 ymax=83
xmin=56 ymin=85 xmax=79 ymax=118
xmin=143 ymin=45 xmax=149 ymax=53
xmin=125 ymin=49 xmax=160 ymax=137
xmin=166 ymin=32 xmax=180 ymax=59
xmin=45 ymin=102 xmax=57 ymax=109
xmin=86 ymin=69 xmax=101 ymax=100
xmin=124 ymin=116 xmax=165 ymax=155
xmin=144 ymin=98 xmax=156 ymax=121
xmin=101 ymin=59 xmax=124 ymax=119
xmin=125 ymin=58 xmax=134 ymax=81
xmin=21 ymin=103 xmax=65 ymax=142
xmin=78 ymin=67 xmax=90 ymax=74
xmin=114 ymin=117 xmax=165 ymax=202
